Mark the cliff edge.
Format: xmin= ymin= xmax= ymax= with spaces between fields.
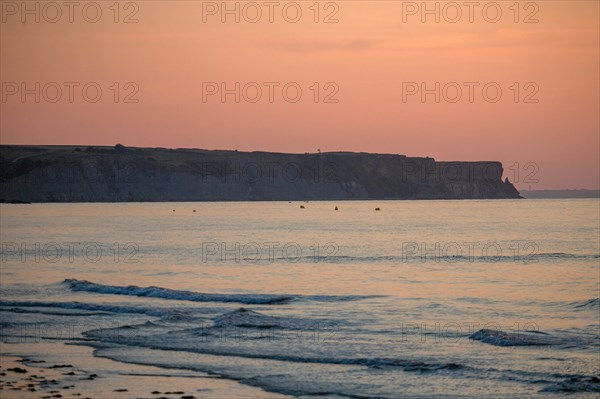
xmin=0 ymin=145 xmax=521 ymax=202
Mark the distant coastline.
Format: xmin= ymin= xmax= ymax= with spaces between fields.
xmin=0 ymin=144 xmax=521 ymax=202
xmin=520 ymin=189 xmax=599 ymax=199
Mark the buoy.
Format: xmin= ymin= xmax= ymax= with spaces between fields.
xmin=375 ymin=207 xmax=380 ymax=211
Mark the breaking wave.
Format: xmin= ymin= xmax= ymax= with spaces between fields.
xmin=63 ymin=279 xmax=381 ymax=304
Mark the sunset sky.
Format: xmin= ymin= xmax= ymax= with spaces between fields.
xmin=1 ymin=1 xmax=598 ymax=189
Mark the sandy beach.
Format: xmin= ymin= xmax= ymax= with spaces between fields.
xmin=0 ymin=342 xmax=288 ymax=399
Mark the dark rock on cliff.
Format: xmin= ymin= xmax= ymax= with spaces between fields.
xmin=0 ymin=145 xmax=520 ymax=202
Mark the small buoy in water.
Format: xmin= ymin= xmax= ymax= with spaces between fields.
xmin=375 ymin=207 xmax=381 ymax=211
xmin=335 ymin=206 xmax=338 ymax=211
xmin=300 ymin=205 xmax=305 ymax=209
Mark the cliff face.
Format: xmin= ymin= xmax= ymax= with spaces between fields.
xmin=0 ymin=145 xmax=521 ymax=202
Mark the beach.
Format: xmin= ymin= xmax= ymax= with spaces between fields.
xmin=1 ymin=342 xmax=287 ymax=399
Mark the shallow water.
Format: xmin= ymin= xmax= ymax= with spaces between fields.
xmin=1 ymin=200 xmax=599 ymax=398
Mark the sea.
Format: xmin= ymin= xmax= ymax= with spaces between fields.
xmin=0 ymin=199 xmax=599 ymax=398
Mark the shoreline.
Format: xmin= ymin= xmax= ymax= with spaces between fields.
xmin=0 ymin=342 xmax=289 ymax=399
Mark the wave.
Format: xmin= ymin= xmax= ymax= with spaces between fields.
xmin=81 ymin=312 xmax=459 ymax=373
xmin=211 ymin=307 xmax=314 ymax=330
xmin=469 ymin=329 xmax=552 ymax=346
xmin=540 ymin=376 xmax=600 ymax=393
xmin=0 ymin=307 xmax=110 ymax=316
xmin=0 ymin=300 xmax=200 ymax=318
xmin=63 ymin=279 xmax=381 ymax=304
xmin=570 ymin=298 xmax=600 ymax=310
xmin=456 ymin=297 xmax=600 ymax=312
xmin=90 ymin=344 xmax=465 ymax=399
xmin=96 ymin=336 xmax=467 ymax=372
xmin=90 ymin=341 xmax=600 ymax=399
xmin=267 ymin=252 xmax=600 ymax=264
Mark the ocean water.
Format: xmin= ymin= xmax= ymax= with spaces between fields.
xmin=0 ymin=200 xmax=599 ymax=398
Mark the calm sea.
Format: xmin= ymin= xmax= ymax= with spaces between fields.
xmin=1 ymin=200 xmax=599 ymax=398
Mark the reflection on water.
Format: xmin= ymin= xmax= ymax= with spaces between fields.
xmin=1 ymin=200 xmax=599 ymax=397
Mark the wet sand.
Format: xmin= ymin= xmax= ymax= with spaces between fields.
xmin=0 ymin=342 xmax=289 ymax=399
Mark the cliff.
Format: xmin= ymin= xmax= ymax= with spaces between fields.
xmin=0 ymin=145 xmax=521 ymax=202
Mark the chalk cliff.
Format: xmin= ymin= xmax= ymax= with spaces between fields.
xmin=0 ymin=145 xmax=521 ymax=202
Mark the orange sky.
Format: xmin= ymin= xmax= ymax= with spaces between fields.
xmin=1 ymin=1 xmax=599 ymax=189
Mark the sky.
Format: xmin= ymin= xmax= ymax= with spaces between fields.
xmin=1 ymin=1 xmax=599 ymax=189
